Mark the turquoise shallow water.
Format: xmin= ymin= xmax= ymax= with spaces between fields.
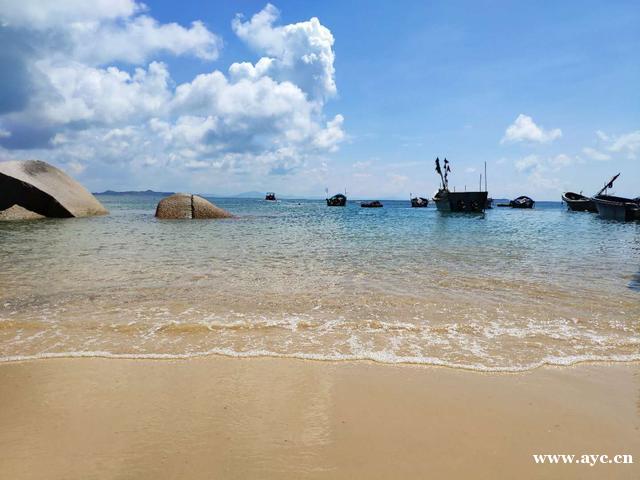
xmin=0 ymin=195 xmax=639 ymax=371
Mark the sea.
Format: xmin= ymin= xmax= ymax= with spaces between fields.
xmin=1 ymin=195 xmax=639 ymax=371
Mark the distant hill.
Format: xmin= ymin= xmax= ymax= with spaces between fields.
xmin=232 ymin=191 xmax=266 ymax=198
xmin=94 ymin=190 xmax=174 ymax=196
xmin=230 ymin=191 xmax=325 ymax=199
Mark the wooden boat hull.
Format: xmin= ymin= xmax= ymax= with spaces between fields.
xmin=433 ymin=190 xmax=488 ymax=213
xmin=562 ymin=192 xmax=597 ymax=212
xmin=326 ymin=194 xmax=346 ymax=206
xmin=510 ymin=196 xmax=534 ymax=208
xmin=410 ymin=197 xmax=429 ymax=208
xmin=594 ymin=195 xmax=640 ymax=221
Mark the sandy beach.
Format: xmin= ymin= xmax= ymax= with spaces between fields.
xmin=0 ymin=358 xmax=638 ymax=479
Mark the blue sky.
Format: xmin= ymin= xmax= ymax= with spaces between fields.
xmin=0 ymin=1 xmax=638 ymax=199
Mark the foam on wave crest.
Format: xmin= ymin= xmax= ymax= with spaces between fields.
xmin=2 ymin=349 xmax=640 ymax=373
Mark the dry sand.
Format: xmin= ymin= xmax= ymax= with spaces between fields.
xmin=0 ymin=357 xmax=638 ymax=479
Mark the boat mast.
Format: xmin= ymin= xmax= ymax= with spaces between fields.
xmin=595 ymin=173 xmax=620 ymax=196
xmin=484 ymin=161 xmax=488 ymax=192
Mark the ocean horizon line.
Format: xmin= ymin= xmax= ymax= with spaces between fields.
xmin=93 ymin=190 xmax=567 ymax=203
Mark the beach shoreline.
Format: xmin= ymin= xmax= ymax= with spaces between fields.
xmin=1 ymin=357 xmax=638 ymax=479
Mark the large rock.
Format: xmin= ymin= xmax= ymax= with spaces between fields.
xmin=155 ymin=193 xmax=233 ymax=219
xmin=0 ymin=160 xmax=108 ymax=219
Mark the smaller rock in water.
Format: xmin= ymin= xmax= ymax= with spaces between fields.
xmin=0 ymin=205 xmax=45 ymax=221
xmin=155 ymin=193 xmax=233 ymax=219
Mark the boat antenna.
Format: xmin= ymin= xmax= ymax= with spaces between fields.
xmin=595 ymin=173 xmax=620 ymax=196
xmin=325 ymin=187 xmax=329 ymax=199
xmin=479 ymin=174 xmax=482 ymax=192
xmin=484 ymin=161 xmax=488 ymax=192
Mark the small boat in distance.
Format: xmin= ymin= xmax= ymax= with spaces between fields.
xmin=432 ymin=158 xmax=487 ymax=213
xmin=509 ymin=196 xmax=535 ymax=208
xmin=361 ymin=200 xmax=383 ymax=208
xmin=326 ymin=193 xmax=347 ymax=206
xmin=562 ymin=192 xmax=597 ymax=212
xmin=326 ymin=187 xmax=347 ymax=206
xmin=410 ymin=195 xmax=429 ymax=207
xmin=265 ymin=192 xmax=276 ymax=201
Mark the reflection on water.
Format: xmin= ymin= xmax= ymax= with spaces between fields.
xmin=0 ymin=196 xmax=639 ymax=371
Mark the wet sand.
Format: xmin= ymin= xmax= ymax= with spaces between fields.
xmin=0 ymin=358 xmax=638 ymax=479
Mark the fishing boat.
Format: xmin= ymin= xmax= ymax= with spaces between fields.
xmin=432 ymin=158 xmax=487 ymax=213
xmin=562 ymin=173 xmax=620 ymax=213
xmin=562 ymin=192 xmax=597 ymax=212
xmin=591 ymin=172 xmax=640 ymax=221
xmin=326 ymin=193 xmax=347 ymax=206
xmin=509 ymin=196 xmax=535 ymax=209
xmin=410 ymin=196 xmax=429 ymax=208
xmin=265 ymin=192 xmax=276 ymax=201
xmin=594 ymin=195 xmax=640 ymax=221
xmin=361 ymin=200 xmax=383 ymax=208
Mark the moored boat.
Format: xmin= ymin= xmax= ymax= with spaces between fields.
xmin=433 ymin=189 xmax=488 ymax=212
xmin=562 ymin=192 xmax=597 ymax=212
xmin=410 ymin=196 xmax=429 ymax=208
xmin=509 ymin=196 xmax=535 ymax=209
xmin=326 ymin=193 xmax=347 ymax=206
xmin=432 ymin=158 xmax=487 ymax=212
xmin=593 ymin=195 xmax=640 ymax=221
xmin=361 ymin=200 xmax=383 ymax=208
xmin=265 ymin=192 xmax=276 ymax=201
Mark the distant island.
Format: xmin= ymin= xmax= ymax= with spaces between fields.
xmin=94 ymin=190 xmax=175 ymax=196
xmin=231 ymin=191 xmax=267 ymax=198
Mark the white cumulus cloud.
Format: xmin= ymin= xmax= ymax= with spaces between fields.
xmin=69 ymin=16 xmax=221 ymax=65
xmin=0 ymin=0 xmax=140 ymax=28
xmin=0 ymin=1 xmax=220 ymax=65
xmin=501 ymin=114 xmax=562 ymax=144
xmin=515 ymin=153 xmax=575 ymax=174
xmin=0 ymin=3 xmax=345 ymax=189
xmin=514 ymin=153 xmax=576 ymax=193
xmin=606 ymin=130 xmax=640 ymax=159
xmin=589 ymin=129 xmax=640 ymax=160
xmin=232 ymin=3 xmax=336 ymax=101
xmin=582 ymin=147 xmax=611 ymax=161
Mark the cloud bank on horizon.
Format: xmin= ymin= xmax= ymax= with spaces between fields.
xmin=0 ymin=1 xmax=344 ymax=190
